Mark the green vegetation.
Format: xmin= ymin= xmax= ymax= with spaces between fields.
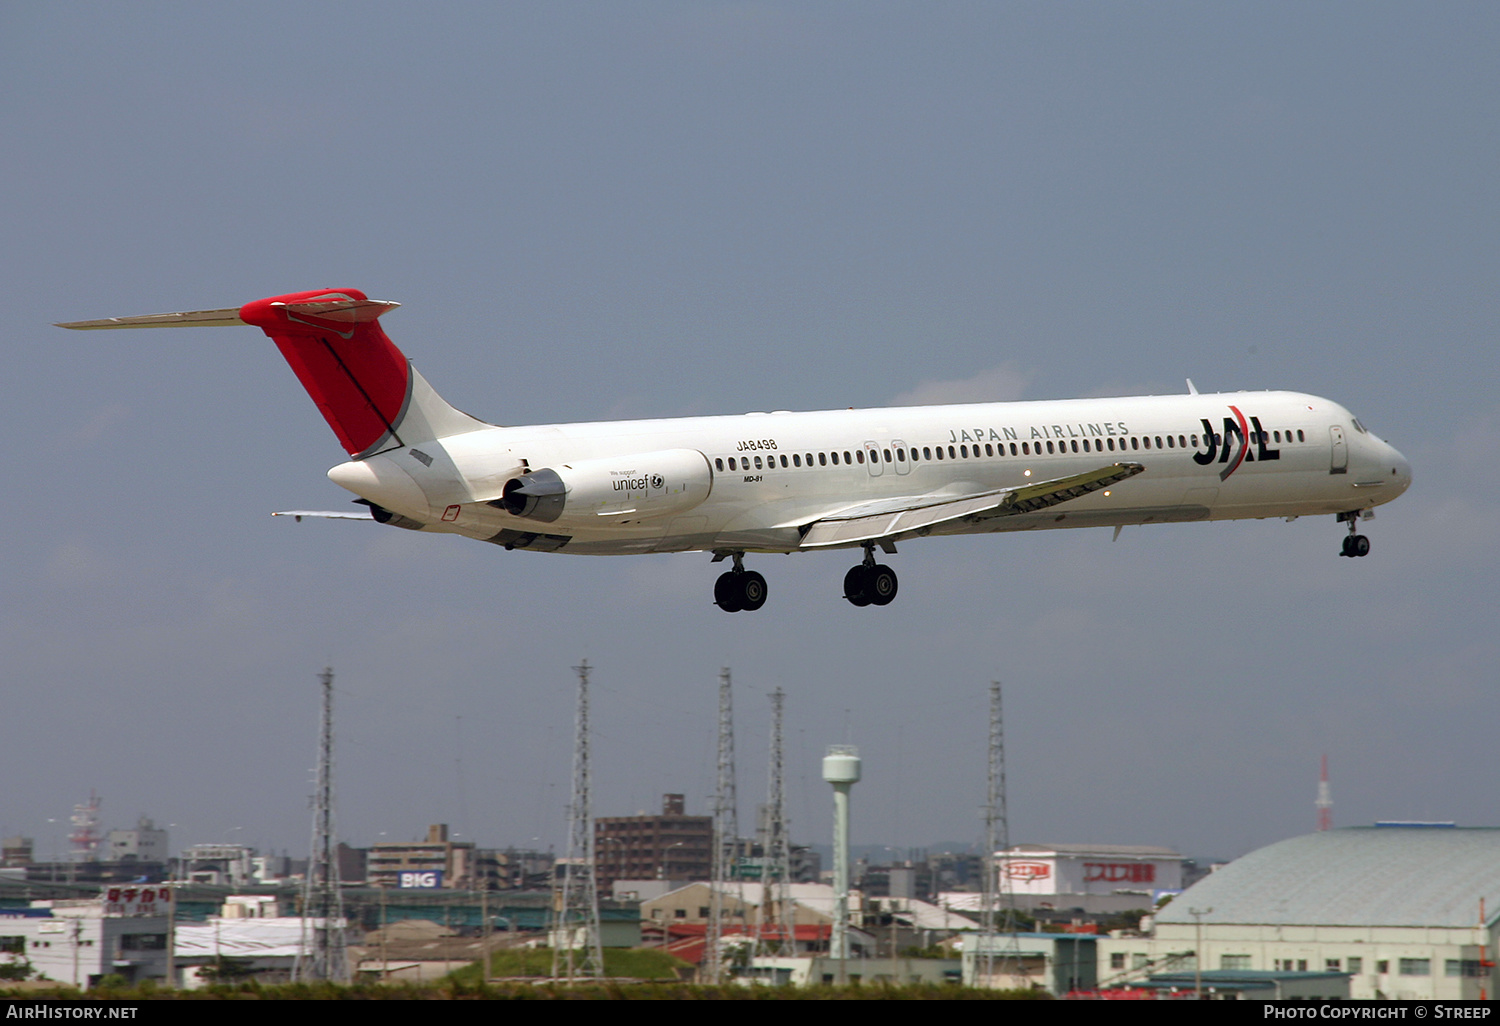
xmin=3 ymin=977 xmax=1049 ymax=1000
xmin=448 ymin=945 xmax=691 ymax=982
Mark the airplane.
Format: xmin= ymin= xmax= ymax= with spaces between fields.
xmin=60 ymin=288 xmax=1412 ymax=612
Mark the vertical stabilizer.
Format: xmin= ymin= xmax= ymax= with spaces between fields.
xmin=238 ymin=289 xmax=487 ymax=458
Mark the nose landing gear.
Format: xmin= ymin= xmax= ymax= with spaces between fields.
xmin=1338 ymin=510 xmax=1372 ymax=558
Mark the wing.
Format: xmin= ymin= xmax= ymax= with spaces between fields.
xmin=798 ymin=462 xmax=1144 ymax=549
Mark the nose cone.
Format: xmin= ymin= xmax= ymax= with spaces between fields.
xmin=1385 ymin=442 xmax=1412 ymax=498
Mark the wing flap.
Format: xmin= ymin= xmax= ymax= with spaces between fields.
xmin=799 ymin=462 xmax=1143 ymax=549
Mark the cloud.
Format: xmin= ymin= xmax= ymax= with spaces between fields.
xmin=889 ymin=363 xmax=1032 ymax=407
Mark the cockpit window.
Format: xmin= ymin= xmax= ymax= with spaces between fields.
xmin=1352 ymin=417 xmax=1368 ymax=434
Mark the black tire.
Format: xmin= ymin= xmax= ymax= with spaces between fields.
xmin=714 ymin=572 xmax=743 ymax=612
xmin=868 ymin=564 xmax=898 ymax=606
xmin=739 ymin=571 xmax=768 ymax=612
xmin=1353 ymin=534 xmax=1370 ymax=557
xmin=844 ymin=565 xmax=872 ymax=606
xmin=1341 ymin=536 xmax=1354 ymax=557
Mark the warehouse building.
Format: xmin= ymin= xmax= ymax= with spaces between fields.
xmin=1097 ymin=825 xmax=1500 ymax=1000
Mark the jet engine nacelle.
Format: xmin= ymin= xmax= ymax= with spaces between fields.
xmin=500 ymin=448 xmax=714 ymax=524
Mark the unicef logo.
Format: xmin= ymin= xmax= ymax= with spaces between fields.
xmin=650 ymin=474 xmax=664 ymax=489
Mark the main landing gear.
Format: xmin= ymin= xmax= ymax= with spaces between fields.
xmin=1338 ymin=510 xmax=1371 ymax=558
xmin=843 ymin=544 xmax=898 ymax=607
xmin=710 ymin=545 xmax=902 ymax=612
xmin=714 ymin=552 xmax=767 ymax=613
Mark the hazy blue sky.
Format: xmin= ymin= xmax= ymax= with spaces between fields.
xmin=2 ymin=2 xmax=1496 ymax=866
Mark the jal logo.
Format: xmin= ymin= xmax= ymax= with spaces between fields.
xmin=1193 ymin=405 xmax=1280 ymax=481
xmin=1004 ymin=861 xmax=1051 ymax=881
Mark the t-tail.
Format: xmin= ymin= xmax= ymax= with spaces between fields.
xmin=58 ymin=288 xmax=488 ymax=457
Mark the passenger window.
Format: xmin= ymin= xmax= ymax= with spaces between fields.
xmin=1297 ymin=430 xmax=1305 ymax=442
xmin=831 ymin=452 xmax=839 ymax=465
xmin=856 ymin=450 xmax=865 ymax=464
xmin=754 ymin=456 xmax=763 ymax=469
xmin=923 ymin=447 xmax=932 ymax=460
xmin=1106 ymin=438 xmax=1115 ymax=451
xmin=819 ymin=453 xmax=827 ymax=466
xmin=948 ymin=446 xmax=957 ymax=459
xmin=896 ymin=448 xmax=905 ymax=462
xmin=1072 ymin=440 xmax=1080 ymax=452
xmin=792 ymin=454 xmax=801 ymax=467
xmin=1129 ymin=437 xmax=1138 ymax=450
xmin=1022 ymin=442 xmax=1030 ymax=455
xmin=845 ymin=450 xmax=854 ymax=463
xmin=1179 ymin=435 xmax=1186 ymax=448
xmin=883 ymin=449 xmax=892 ymax=462
xmin=960 ymin=445 xmax=968 ymax=458
xmin=715 ymin=458 xmax=724 ymax=471
xmin=780 ymin=455 xmax=789 ymax=468
xmin=805 ymin=453 xmax=814 ymax=465
xmin=728 ymin=457 xmax=737 ymax=470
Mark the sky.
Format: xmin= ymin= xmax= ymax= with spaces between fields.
xmin=2 ymin=2 xmax=1496 ymax=869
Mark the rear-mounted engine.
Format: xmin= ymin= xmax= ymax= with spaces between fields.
xmin=498 ymin=448 xmax=714 ymax=524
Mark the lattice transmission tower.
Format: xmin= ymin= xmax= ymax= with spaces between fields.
xmin=707 ymin=667 xmax=740 ymax=983
xmin=758 ymin=687 xmax=794 ymax=957
xmin=552 ymin=659 xmax=605 ymax=981
xmin=978 ymin=680 xmax=1021 ymax=988
xmin=294 ymin=668 xmax=347 ymax=982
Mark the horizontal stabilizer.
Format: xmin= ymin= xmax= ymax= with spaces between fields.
xmin=57 ymin=308 xmax=248 ymax=330
xmin=57 ymin=297 xmax=400 ymax=331
xmin=272 ymin=509 xmax=376 ymax=522
xmin=800 ymin=463 xmax=1144 ymax=549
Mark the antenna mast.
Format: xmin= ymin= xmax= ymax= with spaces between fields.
xmin=294 ymin=668 xmax=347 ymax=982
xmin=707 ymin=668 xmax=740 ymax=983
xmin=553 ymin=659 xmax=605 ymax=981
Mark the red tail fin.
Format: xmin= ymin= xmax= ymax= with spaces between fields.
xmin=239 ymin=289 xmax=410 ymax=458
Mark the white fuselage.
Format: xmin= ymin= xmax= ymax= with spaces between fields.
xmin=329 ymin=389 xmax=1411 ymax=557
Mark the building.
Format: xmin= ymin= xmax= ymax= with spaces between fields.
xmin=105 ymin=817 xmax=168 ymax=863
xmin=0 ymin=899 xmax=170 ymax=988
xmin=178 ymin=844 xmax=255 ymax=888
xmin=595 ymin=794 xmax=713 ymax=892
xmin=994 ymin=842 xmax=1184 ymax=914
xmin=1096 ymin=826 xmax=1500 ymax=1000
xmin=368 ymin=824 xmax=477 ymax=890
xmin=2 ymin=837 xmax=34 ymax=869
xmin=962 ymin=932 xmax=1098 ymax=995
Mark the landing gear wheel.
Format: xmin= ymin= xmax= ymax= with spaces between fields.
xmin=738 ymin=570 xmax=768 ymax=611
xmin=714 ymin=570 xmax=768 ymax=612
xmin=1353 ymin=534 xmax=1370 ymax=557
xmin=844 ymin=565 xmax=873 ymax=607
xmin=867 ymin=564 xmax=898 ymax=606
xmin=1340 ymin=536 xmax=1354 ymax=558
xmin=714 ymin=572 xmax=744 ymax=612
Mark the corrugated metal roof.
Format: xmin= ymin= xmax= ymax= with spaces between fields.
xmin=1157 ymin=827 xmax=1500 ymax=928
